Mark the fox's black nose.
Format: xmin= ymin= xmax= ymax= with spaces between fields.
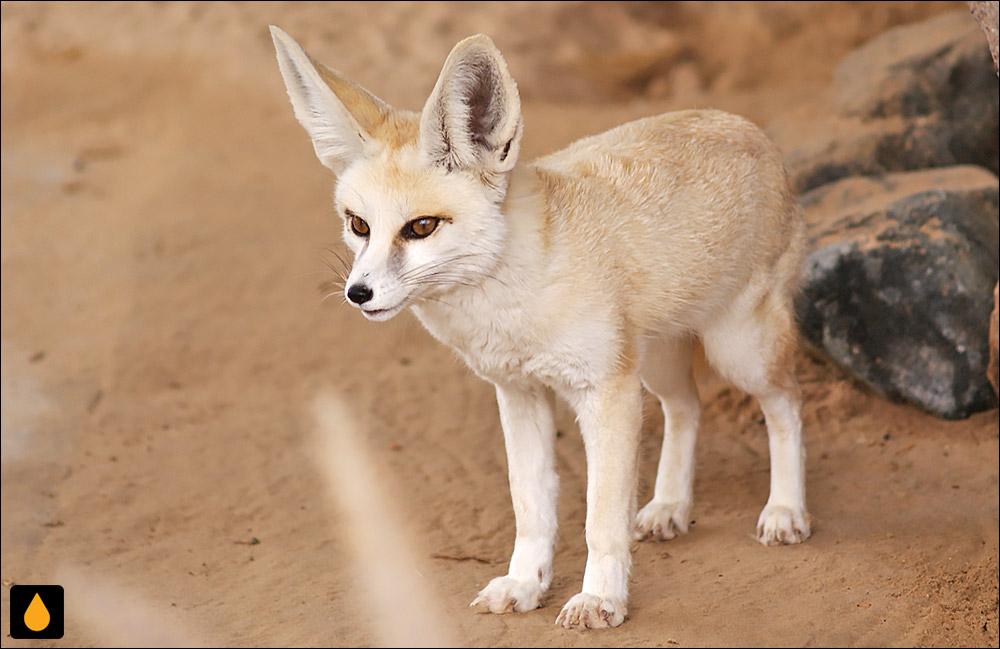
xmin=347 ymin=283 xmax=374 ymax=305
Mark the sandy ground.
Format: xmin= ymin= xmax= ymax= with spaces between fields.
xmin=2 ymin=2 xmax=997 ymax=647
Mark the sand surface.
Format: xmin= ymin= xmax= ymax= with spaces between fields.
xmin=2 ymin=2 xmax=997 ymax=647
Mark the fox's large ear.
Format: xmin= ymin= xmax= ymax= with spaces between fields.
xmin=270 ymin=26 xmax=392 ymax=175
xmin=419 ymin=35 xmax=523 ymax=176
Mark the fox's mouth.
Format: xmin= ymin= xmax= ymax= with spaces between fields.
xmin=360 ymin=301 xmax=406 ymax=322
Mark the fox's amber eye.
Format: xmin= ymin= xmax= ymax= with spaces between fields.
xmin=349 ymin=215 xmax=370 ymax=237
xmin=404 ymin=217 xmax=439 ymax=239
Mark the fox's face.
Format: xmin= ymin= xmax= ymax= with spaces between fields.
xmin=271 ymin=29 xmax=523 ymax=321
xmin=333 ymin=147 xmax=508 ymax=321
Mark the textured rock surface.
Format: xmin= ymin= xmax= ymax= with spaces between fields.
xmin=796 ymin=166 xmax=1000 ymax=419
xmin=990 ymin=282 xmax=999 ymax=395
xmin=967 ymin=0 xmax=1000 ymax=73
xmin=967 ymin=1 xmax=1000 ymax=399
xmin=773 ymin=11 xmax=1000 ymax=193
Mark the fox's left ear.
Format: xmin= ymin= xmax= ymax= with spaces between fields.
xmin=419 ymin=35 xmax=523 ymax=177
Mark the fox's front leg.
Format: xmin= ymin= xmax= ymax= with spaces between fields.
xmin=471 ymin=381 xmax=558 ymax=614
xmin=556 ymin=370 xmax=643 ymax=630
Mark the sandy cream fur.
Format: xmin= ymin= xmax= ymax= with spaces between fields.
xmin=272 ymin=27 xmax=811 ymax=630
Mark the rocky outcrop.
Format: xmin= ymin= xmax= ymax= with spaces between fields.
xmin=967 ymin=1 xmax=1000 ymax=399
xmin=772 ymin=11 xmax=999 ymax=194
xmin=990 ymin=282 xmax=999 ymax=396
xmin=795 ymin=166 xmax=1000 ymax=419
xmin=966 ymin=1 xmax=999 ymax=74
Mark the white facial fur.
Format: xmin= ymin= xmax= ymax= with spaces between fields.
xmin=335 ymin=147 xmax=509 ymax=321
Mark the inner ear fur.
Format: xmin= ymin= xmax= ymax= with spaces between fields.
xmin=419 ymin=34 xmax=523 ymax=175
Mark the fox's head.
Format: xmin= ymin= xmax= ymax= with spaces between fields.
xmin=271 ymin=27 xmax=523 ymax=321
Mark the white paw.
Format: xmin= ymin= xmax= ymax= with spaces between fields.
xmin=555 ymin=592 xmax=626 ymax=629
xmin=470 ymin=575 xmax=545 ymax=614
xmin=634 ymin=500 xmax=691 ymax=541
xmin=756 ymin=504 xmax=811 ymax=546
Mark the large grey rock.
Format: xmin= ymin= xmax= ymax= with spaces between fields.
xmin=795 ymin=166 xmax=1000 ymax=419
xmin=772 ymin=11 xmax=999 ymax=193
xmin=990 ymin=281 xmax=999 ymax=396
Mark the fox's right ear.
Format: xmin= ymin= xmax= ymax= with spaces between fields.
xmin=270 ymin=26 xmax=391 ymax=175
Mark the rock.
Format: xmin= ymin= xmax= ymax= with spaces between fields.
xmin=990 ymin=282 xmax=999 ymax=396
xmin=967 ymin=1 xmax=1000 ymax=74
xmin=967 ymin=1 xmax=999 ymax=400
xmin=795 ymin=166 xmax=1000 ymax=419
xmin=831 ymin=11 xmax=993 ymax=120
xmin=773 ymin=11 xmax=999 ymax=193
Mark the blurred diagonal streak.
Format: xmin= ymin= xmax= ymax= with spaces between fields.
xmin=312 ymin=392 xmax=454 ymax=648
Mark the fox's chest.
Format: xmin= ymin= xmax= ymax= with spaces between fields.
xmin=412 ymin=301 xmax=618 ymax=395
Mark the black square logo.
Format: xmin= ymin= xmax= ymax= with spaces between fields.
xmin=9 ymin=585 xmax=64 ymax=639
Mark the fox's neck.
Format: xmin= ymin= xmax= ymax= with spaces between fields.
xmin=491 ymin=163 xmax=551 ymax=279
xmin=410 ymin=163 xmax=551 ymax=351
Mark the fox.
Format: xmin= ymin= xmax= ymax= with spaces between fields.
xmin=271 ymin=27 xmax=811 ymax=630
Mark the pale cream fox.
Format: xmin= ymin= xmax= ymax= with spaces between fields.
xmin=271 ymin=28 xmax=811 ymax=630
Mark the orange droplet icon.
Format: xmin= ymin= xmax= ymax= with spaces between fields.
xmin=24 ymin=592 xmax=51 ymax=632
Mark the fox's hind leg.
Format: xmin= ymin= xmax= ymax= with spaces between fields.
xmin=635 ymin=336 xmax=701 ymax=541
xmin=702 ymin=284 xmax=810 ymax=546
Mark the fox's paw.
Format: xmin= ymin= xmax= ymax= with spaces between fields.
xmin=756 ymin=504 xmax=811 ymax=546
xmin=634 ymin=500 xmax=691 ymax=541
xmin=555 ymin=593 xmax=626 ymax=630
xmin=470 ymin=575 xmax=545 ymax=614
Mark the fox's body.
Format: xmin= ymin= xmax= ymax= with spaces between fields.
xmin=273 ymin=29 xmax=810 ymax=630
xmin=417 ymin=111 xmax=804 ymax=385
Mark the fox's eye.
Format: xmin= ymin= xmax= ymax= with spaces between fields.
xmin=349 ymin=214 xmax=370 ymax=237
xmin=403 ymin=217 xmax=440 ymax=239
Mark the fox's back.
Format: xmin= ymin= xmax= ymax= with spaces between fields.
xmin=530 ymin=109 xmax=805 ymax=333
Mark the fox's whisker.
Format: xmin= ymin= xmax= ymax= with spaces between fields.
xmin=322 ymin=254 xmax=351 ymax=279
xmin=399 ymin=253 xmax=484 ymax=282
xmin=324 ymin=248 xmax=353 ymax=275
xmin=295 ymin=269 xmax=340 ymax=281
xmin=319 ymin=290 xmax=346 ymax=306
